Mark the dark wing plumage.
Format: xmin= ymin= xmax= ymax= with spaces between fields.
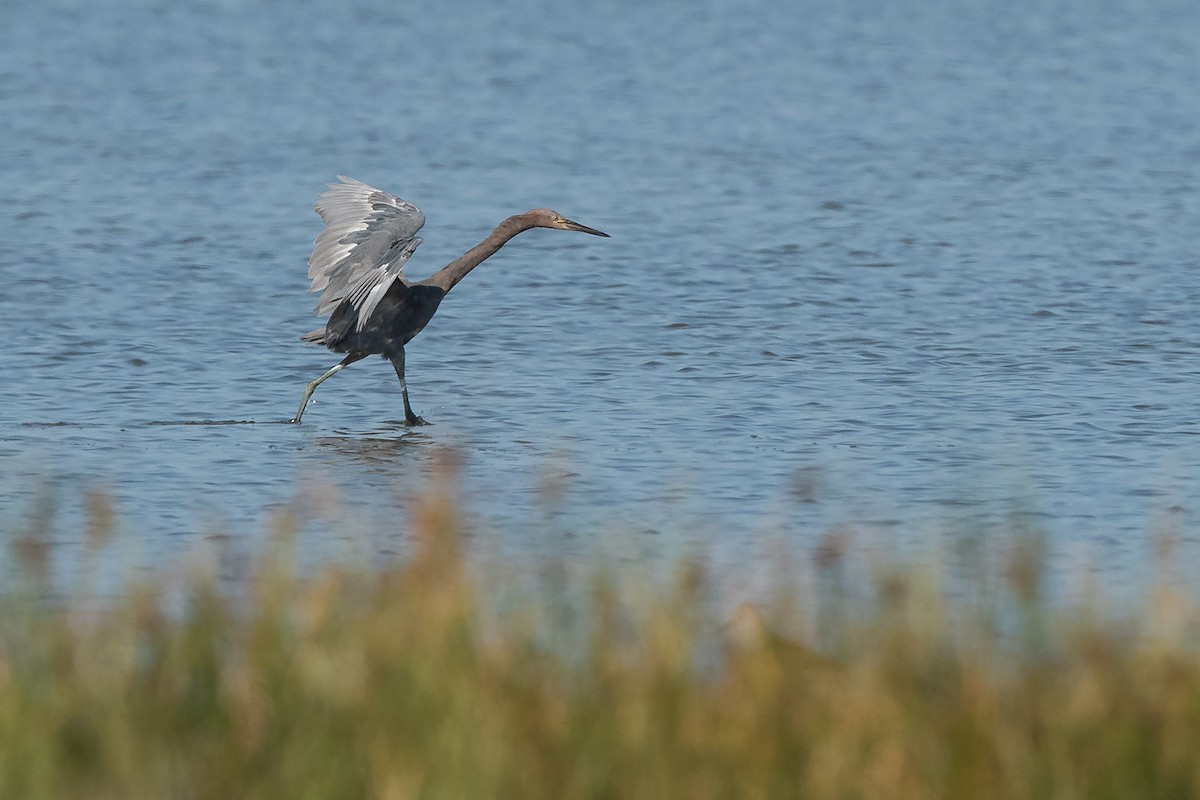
xmin=307 ymin=176 xmax=426 ymax=331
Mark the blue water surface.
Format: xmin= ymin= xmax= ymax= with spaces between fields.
xmin=2 ymin=0 xmax=1199 ymax=589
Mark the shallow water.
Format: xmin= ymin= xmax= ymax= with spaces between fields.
xmin=2 ymin=0 xmax=1199 ymax=586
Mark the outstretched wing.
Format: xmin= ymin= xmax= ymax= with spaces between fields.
xmin=307 ymin=176 xmax=426 ymax=330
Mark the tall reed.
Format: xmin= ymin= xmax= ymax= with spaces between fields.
xmin=1 ymin=474 xmax=1198 ymax=799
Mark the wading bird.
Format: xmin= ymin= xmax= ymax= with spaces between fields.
xmin=292 ymin=176 xmax=608 ymax=424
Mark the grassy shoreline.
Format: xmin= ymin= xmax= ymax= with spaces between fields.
xmin=2 ymin=478 xmax=1199 ymax=798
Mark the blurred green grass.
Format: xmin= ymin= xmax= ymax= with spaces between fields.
xmin=2 ymin=473 xmax=1200 ymax=799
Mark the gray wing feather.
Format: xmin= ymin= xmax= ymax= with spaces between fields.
xmin=307 ymin=176 xmax=426 ymax=330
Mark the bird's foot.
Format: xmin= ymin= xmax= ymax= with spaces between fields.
xmin=404 ymin=415 xmax=429 ymax=427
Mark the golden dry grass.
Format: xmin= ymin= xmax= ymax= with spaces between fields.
xmin=2 ymin=475 xmax=1199 ymax=799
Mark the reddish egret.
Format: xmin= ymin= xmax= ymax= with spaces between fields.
xmin=292 ymin=176 xmax=608 ymax=424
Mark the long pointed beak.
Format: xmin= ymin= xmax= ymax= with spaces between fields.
xmin=561 ymin=218 xmax=610 ymax=237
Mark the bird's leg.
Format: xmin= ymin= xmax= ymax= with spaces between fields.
xmin=291 ymin=353 xmax=365 ymax=423
xmin=389 ymin=347 xmax=428 ymax=426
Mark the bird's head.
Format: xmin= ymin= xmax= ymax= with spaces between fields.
xmin=528 ymin=208 xmax=610 ymax=237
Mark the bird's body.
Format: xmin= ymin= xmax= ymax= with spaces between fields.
xmin=302 ymin=280 xmax=446 ymax=355
xmin=291 ymin=177 xmax=608 ymax=424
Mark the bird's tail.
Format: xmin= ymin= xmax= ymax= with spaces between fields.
xmin=300 ymin=327 xmax=328 ymax=345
